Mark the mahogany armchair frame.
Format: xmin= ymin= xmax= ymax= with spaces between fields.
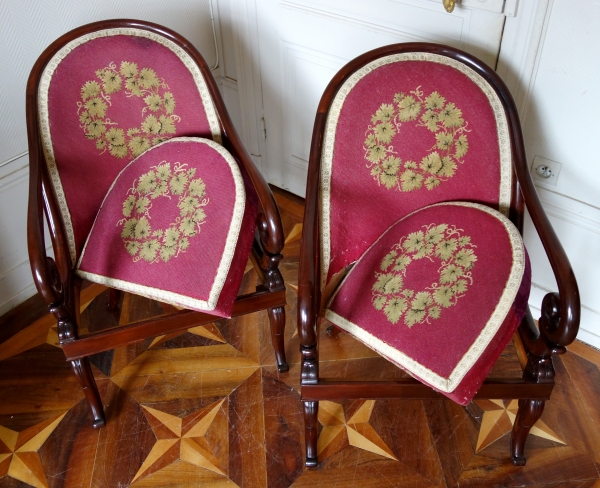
xmin=26 ymin=19 xmax=289 ymax=430
xmin=297 ymin=43 xmax=580 ymax=467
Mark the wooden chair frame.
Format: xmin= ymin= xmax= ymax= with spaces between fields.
xmin=26 ymin=19 xmax=289 ymax=430
xmin=297 ymin=43 xmax=580 ymax=467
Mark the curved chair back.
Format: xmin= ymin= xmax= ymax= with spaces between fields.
xmin=317 ymin=45 xmax=523 ymax=288
xmin=29 ymin=21 xmax=222 ymax=263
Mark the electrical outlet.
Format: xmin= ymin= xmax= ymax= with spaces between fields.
xmin=530 ymin=155 xmax=561 ymax=187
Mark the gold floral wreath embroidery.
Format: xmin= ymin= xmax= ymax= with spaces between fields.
xmin=77 ymin=61 xmax=180 ymax=159
xmin=118 ymin=160 xmax=208 ymax=263
xmin=365 ymin=87 xmax=470 ymax=191
xmin=372 ymin=223 xmax=477 ymax=327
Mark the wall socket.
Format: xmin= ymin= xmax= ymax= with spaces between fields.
xmin=530 ymin=155 xmax=561 ymax=187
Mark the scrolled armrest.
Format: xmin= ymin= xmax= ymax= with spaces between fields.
xmin=297 ymin=113 xmax=327 ymax=348
xmin=227 ymin=139 xmax=281 ymax=255
xmin=27 ymin=149 xmax=63 ymax=306
xmin=197 ymin=55 xmax=284 ymax=258
xmin=26 ymin=50 xmax=75 ymax=308
xmin=539 ymin=290 xmax=579 ymax=348
xmin=220 ymin=121 xmax=284 ymax=258
xmin=514 ymin=150 xmax=580 ymax=348
xmin=298 ymin=209 xmax=320 ymax=347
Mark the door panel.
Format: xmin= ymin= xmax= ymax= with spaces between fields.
xmin=256 ymin=0 xmax=508 ymax=195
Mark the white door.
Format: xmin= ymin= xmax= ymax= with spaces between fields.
xmin=253 ymin=0 xmax=515 ymax=196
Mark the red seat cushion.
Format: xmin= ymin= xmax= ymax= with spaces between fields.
xmin=325 ymin=202 xmax=531 ymax=405
xmin=76 ymin=138 xmax=256 ymax=318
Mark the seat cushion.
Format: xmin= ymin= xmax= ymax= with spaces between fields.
xmin=325 ymin=202 xmax=531 ymax=405
xmin=76 ymin=137 xmax=257 ymax=318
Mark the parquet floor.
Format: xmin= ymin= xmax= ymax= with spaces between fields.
xmin=1 ymin=189 xmax=599 ymax=487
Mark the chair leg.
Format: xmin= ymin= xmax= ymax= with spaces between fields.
xmin=510 ymin=398 xmax=545 ymax=466
xmin=71 ymin=358 xmax=106 ymax=428
xmin=50 ymin=279 xmax=106 ymax=428
xmin=268 ymin=306 xmax=289 ymax=372
xmin=304 ymin=400 xmax=319 ymax=467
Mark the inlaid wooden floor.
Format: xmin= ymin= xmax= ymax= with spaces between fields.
xmin=1 ymin=189 xmax=600 ymax=487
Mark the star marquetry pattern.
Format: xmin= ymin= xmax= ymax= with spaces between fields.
xmin=132 ymin=399 xmax=228 ymax=484
xmin=317 ymin=400 xmax=397 ymax=461
xmin=475 ymin=399 xmax=565 ymax=452
xmin=0 ymin=412 xmax=66 ymax=488
xmin=3 ymin=188 xmax=600 ymax=486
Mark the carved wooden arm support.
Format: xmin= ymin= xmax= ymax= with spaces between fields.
xmin=26 ymin=135 xmax=69 ymax=308
xmin=221 ymin=127 xmax=285 ymax=289
xmin=167 ymin=24 xmax=285 ymax=263
xmin=204 ymin=84 xmax=284 ymax=261
xmin=28 ymin=155 xmax=76 ymax=302
xmin=297 ymin=168 xmax=320 ymax=384
xmin=511 ymin=124 xmax=580 ymax=354
xmin=26 ymin=37 xmax=84 ymax=347
xmin=296 ymin=56 xmax=368 ymax=352
xmin=457 ymin=51 xmax=583 ymax=357
xmin=227 ymin=131 xmax=284 ymax=260
xmin=298 ymin=113 xmax=326 ymax=354
xmin=27 ymin=148 xmax=81 ymax=346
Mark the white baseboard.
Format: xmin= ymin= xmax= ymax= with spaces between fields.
xmin=0 ymin=260 xmax=38 ymax=317
xmin=576 ymin=327 xmax=600 ymax=351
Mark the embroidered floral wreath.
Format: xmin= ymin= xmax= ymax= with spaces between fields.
xmin=364 ymin=87 xmax=470 ymax=191
xmin=78 ymin=61 xmax=180 ymax=159
xmin=372 ymin=223 xmax=477 ymax=327
xmin=118 ymin=161 xmax=208 ymax=263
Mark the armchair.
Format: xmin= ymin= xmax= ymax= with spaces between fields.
xmin=298 ymin=43 xmax=579 ymax=467
xmin=26 ymin=19 xmax=288 ymax=430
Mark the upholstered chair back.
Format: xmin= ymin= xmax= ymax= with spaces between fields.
xmin=37 ymin=27 xmax=222 ymax=263
xmin=320 ymin=53 xmax=513 ymax=288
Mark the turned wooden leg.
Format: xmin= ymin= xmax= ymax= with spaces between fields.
xmin=510 ymin=399 xmax=545 ymax=466
xmin=51 ymin=296 xmax=105 ymax=428
xmin=71 ymin=358 xmax=105 ymax=428
xmin=268 ymin=306 xmax=289 ymax=372
xmin=304 ymin=401 xmax=319 ymax=467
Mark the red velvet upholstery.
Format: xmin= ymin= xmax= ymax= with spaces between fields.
xmin=321 ymin=55 xmax=512 ymax=286
xmin=39 ymin=29 xmax=221 ymax=262
xmin=325 ymin=202 xmax=530 ymax=404
xmin=77 ymin=138 xmax=256 ymax=318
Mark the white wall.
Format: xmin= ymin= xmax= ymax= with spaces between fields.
xmin=499 ymin=0 xmax=600 ymax=348
xmin=0 ymin=0 xmax=242 ymax=316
